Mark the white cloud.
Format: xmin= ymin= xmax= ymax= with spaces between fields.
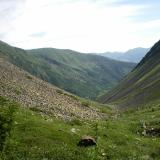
xmin=0 ymin=0 xmax=160 ymax=52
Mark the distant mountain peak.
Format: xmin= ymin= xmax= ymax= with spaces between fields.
xmin=100 ymin=47 xmax=150 ymax=63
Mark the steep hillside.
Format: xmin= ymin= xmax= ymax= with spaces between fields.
xmin=0 ymin=58 xmax=103 ymax=120
xmin=1 ymin=94 xmax=160 ymax=159
xmin=100 ymin=48 xmax=149 ymax=63
xmin=100 ymin=40 xmax=160 ymax=108
xmin=0 ymin=40 xmax=135 ymax=99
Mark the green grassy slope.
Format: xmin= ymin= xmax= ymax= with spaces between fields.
xmin=0 ymin=40 xmax=135 ymax=100
xmin=1 ymin=96 xmax=160 ymax=160
xmin=100 ymin=40 xmax=160 ymax=108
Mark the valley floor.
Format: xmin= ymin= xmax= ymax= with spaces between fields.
xmin=0 ymin=96 xmax=160 ymax=160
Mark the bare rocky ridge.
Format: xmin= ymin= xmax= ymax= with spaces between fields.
xmin=0 ymin=58 xmax=102 ymax=120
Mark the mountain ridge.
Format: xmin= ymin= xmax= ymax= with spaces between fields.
xmin=100 ymin=47 xmax=149 ymax=63
xmin=0 ymin=40 xmax=136 ymax=100
xmin=100 ymin=40 xmax=160 ymax=109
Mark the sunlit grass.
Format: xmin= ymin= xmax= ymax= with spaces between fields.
xmin=0 ymin=96 xmax=160 ymax=160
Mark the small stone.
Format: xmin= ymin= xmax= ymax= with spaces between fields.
xmin=71 ymin=128 xmax=76 ymax=133
xmin=102 ymin=153 xmax=106 ymax=156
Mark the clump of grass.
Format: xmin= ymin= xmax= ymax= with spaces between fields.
xmin=67 ymin=118 xmax=83 ymax=126
xmin=29 ymin=106 xmax=43 ymax=113
xmin=81 ymin=100 xmax=90 ymax=107
xmin=0 ymin=96 xmax=17 ymax=151
xmin=56 ymin=89 xmax=78 ymax=101
xmin=14 ymin=88 xmax=21 ymax=95
xmin=56 ymin=89 xmax=64 ymax=94
xmin=64 ymin=93 xmax=78 ymax=100
xmin=25 ymin=75 xmax=33 ymax=80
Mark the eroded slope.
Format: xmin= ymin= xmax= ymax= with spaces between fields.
xmin=0 ymin=58 xmax=102 ymax=120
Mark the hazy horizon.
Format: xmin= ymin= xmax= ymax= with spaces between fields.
xmin=0 ymin=0 xmax=160 ymax=53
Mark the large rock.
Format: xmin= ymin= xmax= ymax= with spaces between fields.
xmin=146 ymin=128 xmax=160 ymax=137
xmin=78 ymin=136 xmax=96 ymax=147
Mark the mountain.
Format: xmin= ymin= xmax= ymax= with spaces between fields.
xmin=1 ymin=61 xmax=160 ymax=159
xmin=0 ymin=40 xmax=136 ymax=100
xmin=0 ymin=58 xmax=103 ymax=120
xmin=100 ymin=40 xmax=160 ymax=109
xmin=100 ymin=47 xmax=149 ymax=63
xmin=0 ymin=42 xmax=160 ymax=160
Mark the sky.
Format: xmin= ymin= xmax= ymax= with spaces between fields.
xmin=0 ymin=0 xmax=160 ymax=53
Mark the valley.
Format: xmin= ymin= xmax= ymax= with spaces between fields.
xmin=0 ymin=0 xmax=160 ymax=159
xmin=100 ymin=40 xmax=160 ymax=109
xmin=0 ymin=40 xmax=135 ymax=100
xmin=0 ymin=40 xmax=160 ymax=160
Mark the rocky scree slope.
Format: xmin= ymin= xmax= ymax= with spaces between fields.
xmin=0 ymin=58 xmax=102 ymax=120
xmin=100 ymin=40 xmax=160 ymax=108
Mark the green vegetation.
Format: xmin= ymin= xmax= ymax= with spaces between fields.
xmin=0 ymin=38 xmax=159 ymax=160
xmin=0 ymin=96 xmax=160 ymax=160
xmin=0 ymin=40 xmax=135 ymax=100
xmin=0 ymin=97 xmax=17 ymax=152
xmin=101 ymin=40 xmax=160 ymax=108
